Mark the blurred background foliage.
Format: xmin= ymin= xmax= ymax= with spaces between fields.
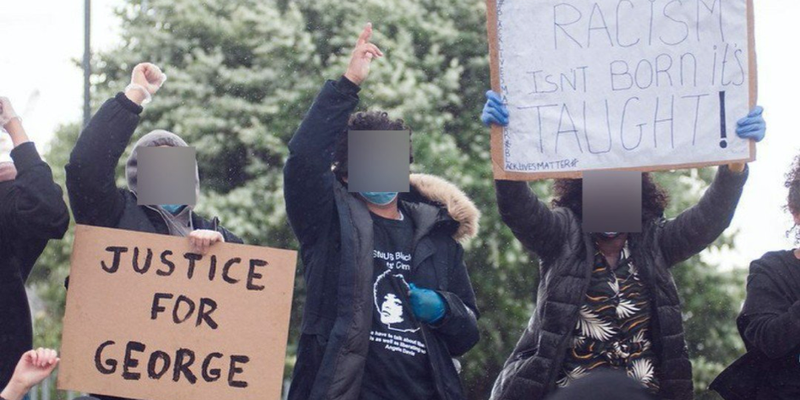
xmin=29 ymin=0 xmax=745 ymax=398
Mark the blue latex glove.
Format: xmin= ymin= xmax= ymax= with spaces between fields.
xmin=481 ymin=90 xmax=509 ymax=127
xmin=408 ymin=283 xmax=447 ymax=324
xmin=736 ymin=106 xmax=766 ymax=142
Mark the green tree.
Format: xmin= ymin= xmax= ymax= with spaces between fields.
xmin=33 ymin=0 xmax=745 ymax=398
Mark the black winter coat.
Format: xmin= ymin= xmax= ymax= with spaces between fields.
xmin=711 ymin=250 xmax=800 ymax=400
xmin=284 ymin=78 xmax=481 ymax=400
xmin=0 ymin=142 xmax=70 ymax=389
xmin=64 ymin=94 xmax=242 ymax=400
xmin=490 ymin=166 xmax=748 ymax=400
xmin=65 ymin=93 xmax=241 ymax=241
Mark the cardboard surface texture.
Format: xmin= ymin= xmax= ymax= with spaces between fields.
xmin=57 ymin=225 xmax=297 ymax=400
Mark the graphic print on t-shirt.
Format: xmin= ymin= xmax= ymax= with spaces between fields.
xmin=374 ymin=268 xmax=418 ymax=333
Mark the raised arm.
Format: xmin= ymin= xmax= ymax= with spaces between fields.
xmin=658 ymin=107 xmax=765 ymax=266
xmin=483 ymin=91 xmax=569 ymax=260
xmin=284 ymin=23 xmax=382 ymax=247
xmin=0 ymin=98 xmax=69 ymax=239
xmin=65 ymin=63 xmax=165 ymax=227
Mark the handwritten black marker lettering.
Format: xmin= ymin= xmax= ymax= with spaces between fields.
xmin=183 ymin=253 xmax=202 ymax=279
xmin=719 ymin=91 xmax=728 ymax=148
xmin=151 ymin=293 xmax=174 ymax=320
xmin=148 ymin=350 xmax=171 ymax=379
xmin=173 ymin=295 xmax=197 ymax=324
xmin=197 ymin=298 xmax=219 ymax=329
xmin=173 ymin=348 xmax=198 ymax=384
xmin=122 ymin=341 xmax=146 ymax=380
xmin=202 ymin=352 xmax=224 ymax=382
xmin=95 ymin=340 xmax=117 ymax=374
xmin=157 ymin=250 xmax=175 ymax=276
xmin=247 ymin=259 xmax=268 ymax=291
xmin=101 ymin=247 xmax=128 ymax=273
xmin=223 ymin=257 xmax=242 ymax=284
xmin=132 ymin=247 xmax=153 ymax=274
xmin=227 ymin=355 xmax=250 ymax=388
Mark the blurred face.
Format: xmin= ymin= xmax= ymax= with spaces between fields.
xmin=136 ymin=146 xmax=197 ymax=207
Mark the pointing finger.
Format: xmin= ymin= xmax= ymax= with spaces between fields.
xmin=357 ymin=22 xmax=373 ymax=46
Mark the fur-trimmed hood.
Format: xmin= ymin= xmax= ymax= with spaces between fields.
xmin=406 ymin=173 xmax=480 ymax=242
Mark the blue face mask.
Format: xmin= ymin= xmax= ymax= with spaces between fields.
xmin=360 ymin=192 xmax=398 ymax=206
xmin=160 ymin=204 xmax=185 ymax=214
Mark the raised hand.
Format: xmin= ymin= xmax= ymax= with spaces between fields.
xmin=343 ymin=23 xmax=384 ymax=86
xmin=0 ymin=97 xmax=20 ymax=129
xmin=125 ymin=62 xmax=167 ymax=105
xmin=0 ymin=349 xmax=60 ymax=400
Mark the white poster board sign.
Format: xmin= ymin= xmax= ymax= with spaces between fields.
xmin=486 ymin=0 xmax=757 ymax=180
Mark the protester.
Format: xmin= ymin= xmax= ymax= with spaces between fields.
xmin=284 ymin=23 xmax=481 ymax=400
xmin=0 ymin=97 xmax=70 ymax=390
xmin=481 ymin=91 xmax=766 ymax=400
xmin=711 ymin=153 xmax=800 ymax=400
xmin=0 ymin=348 xmax=60 ymax=400
xmin=64 ymin=63 xmax=243 ymax=400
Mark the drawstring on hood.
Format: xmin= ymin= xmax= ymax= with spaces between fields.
xmin=125 ymin=129 xmax=200 ymax=237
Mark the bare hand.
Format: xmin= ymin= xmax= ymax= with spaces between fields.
xmin=343 ymin=23 xmax=384 ymax=86
xmin=125 ymin=63 xmax=167 ymax=105
xmin=0 ymin=97 xmax=20 ymax=129
xmin=189 ymin=229 xmax=225 ymax=255
xmin=1 ymin=349 xmax=59 ymax=400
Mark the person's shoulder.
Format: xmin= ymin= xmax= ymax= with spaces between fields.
xmin=749 ymin=250 xmax=796 ymax=276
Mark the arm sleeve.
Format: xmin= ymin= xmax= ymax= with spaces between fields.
xmin=740 ymin=267 xmax=800 ymax=359
xmin=4 ymin=142 xmax=70 ymax=239
xmin=430 ymin=244 xmax=480 ymax=357
xmin=283 ymin=77 xmax=360 ymax=249
xmin=658 ymin=165 xmax=749 ymax=266
xmin=494 ymin=179 xmax=568 ymax=261
xmin=65 ymin=93 xmax=143 ymax=228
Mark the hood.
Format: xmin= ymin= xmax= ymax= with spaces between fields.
xmin=125 ymin=129 xmax=200 ymax=203
xmin=407 ymin=173 xmax=480 ymax=242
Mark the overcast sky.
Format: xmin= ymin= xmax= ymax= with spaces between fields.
xmin=1 ymin=0 xmax=798 ymax=270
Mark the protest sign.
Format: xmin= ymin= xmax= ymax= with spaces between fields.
xmin=486 ymin=0 xmax=757 ymax=180
xmin=57 ymin=225 xmax=297 ymax=400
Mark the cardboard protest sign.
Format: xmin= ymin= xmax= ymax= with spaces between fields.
xmin=57 ymin=225 xmax=297 ymax=400
xmin=486 ymin=0 xmax=757 ymax=180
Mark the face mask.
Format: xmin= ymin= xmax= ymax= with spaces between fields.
xmin=598 ymin=232 xmax=622 ymax=239
xmin=160 ymin=204 xmax=185 ymax=214
xmin=360 ymin=192 xmax=398 ymax=206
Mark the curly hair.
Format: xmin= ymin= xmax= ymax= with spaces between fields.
xmin=784 ymin=155 xmax=800 ymax=241
xmin=332 ymin=111 xmax=413 ymax=181
xmin=552 ymin=173 xmax=670 ymax=221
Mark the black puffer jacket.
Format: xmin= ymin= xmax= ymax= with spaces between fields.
xmin=490 ymin=166 xmax=748 ymax=400
xmin=0 ymin=143 xmax=70 ymax=389
xmin=284 ymin=78 xmax=481 ymax=400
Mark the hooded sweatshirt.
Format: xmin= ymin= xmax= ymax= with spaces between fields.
xmin=124 ymin=129 xmax=200 ymax=237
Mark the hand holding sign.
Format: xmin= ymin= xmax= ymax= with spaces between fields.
xmin=189 ymin=229 xmax=225 ymax=255
xmin=58 ymin=226 xmax=297 ymax=400
xmin=344 ymin=23 xmax=384 ymax=86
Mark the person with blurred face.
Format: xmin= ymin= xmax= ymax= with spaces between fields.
xmin=712 ymin=155 xmax=800 ymax=400
xmin=481 ymin=92 xmax=766 ymax=400
xmin=0 ymin=348 xmax=60 ymax=400
xmin=284 ymin=23 xmax=481 ymax=400
xmin=0 ymin=98 xmax=69 ymax=390
xmin=65 ymin=63 xmax=243 ymax=400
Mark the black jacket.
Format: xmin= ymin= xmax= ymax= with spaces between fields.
xmin=490 ymin=166 xmax=748 ymax=400
xmin=712 ymin=250 xmax=800 ymax=400
xmin=284 ymin=78 xmax=481 ymax=400
xmin=0 ymin=142 xmax=70 ymax=389
xmin=65 ymin=94 xmax=242 ymax=400
xmin=65 ymin=93 xmax=241 ymax=241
